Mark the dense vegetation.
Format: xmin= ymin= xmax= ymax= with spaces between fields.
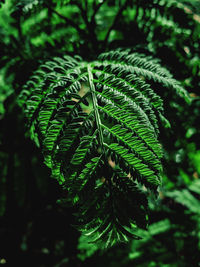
xmin=0 ymin=0 xmax=200 ymax=266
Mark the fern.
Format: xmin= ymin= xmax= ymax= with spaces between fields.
xmin=128 ymin=0 xmax=200 ymax=77
xmin=14 ymin=0 xmax=43 ymax=14
xmin=166 ymin=181 xmax=200 ymax=215
xmin=18 ymin=49 xmax=190 ymax=247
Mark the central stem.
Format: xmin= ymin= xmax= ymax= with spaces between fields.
xmin=87 ymin=65 xmax=114 ymax=219
xmin=87 ymin=65 xmax=105 ymax=153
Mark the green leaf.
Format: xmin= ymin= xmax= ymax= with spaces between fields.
xmin=18 ymin=49 xmax=189 ymax=247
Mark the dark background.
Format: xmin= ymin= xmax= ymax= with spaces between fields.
xmin=0 ymin=0 xmax=200 ymax=266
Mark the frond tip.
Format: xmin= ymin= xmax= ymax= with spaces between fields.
xmin=18 ymin=49 xmax=189 ymax=247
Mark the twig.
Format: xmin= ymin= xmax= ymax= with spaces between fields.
xmin=43 ymin=3 xmax=86 ymax=37
xmin=91 ymin=1 xmax=105 ymax=25
xmin=103 ymin=0 xmax=130 ymax=48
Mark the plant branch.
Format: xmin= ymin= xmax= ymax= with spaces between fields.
xmin=61 ymin=1 xmax=99 ymax=52
xmin=43 ymin=3 xmax=86 ymax=37
xmin=91 ymin=1 xmax=105 ymax=25
xmin=103 ymin=0 xmax=130 ymax=48
xmin=70 ymin=1 xmax=90 ymax=27
xmin=87 ymin=65 xmax=105 ymax=153
xmin=76 ymin=1 xmax=98 ymax=44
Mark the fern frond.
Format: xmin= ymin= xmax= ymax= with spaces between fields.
xmin=128 ymin=0 xmax=199 ymax=78
xmin=18 ymin=49 xmax=189 ymax=247
xmin=16 ymin=0 xmax=44 ymax=15
xmin=166 ymin=188 xmax=200 ymax=215
xmin=97 ymin=50 xmax=191 ymax=103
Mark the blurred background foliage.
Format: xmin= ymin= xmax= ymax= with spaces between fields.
xmin=0 ymin=0 xmax=200 ymax=266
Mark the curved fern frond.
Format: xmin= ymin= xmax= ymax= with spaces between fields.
xmin=97 ymin=50 xmax=190 ymax=102
xmin=18 ymin=49 xmax=189 ymax=247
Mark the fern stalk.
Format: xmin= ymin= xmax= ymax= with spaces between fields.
xmin=87 ymin=65 xmax=105 ymax=153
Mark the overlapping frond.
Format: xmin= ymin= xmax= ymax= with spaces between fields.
xmin=132 ymin=0 xmax=197 ymax=37
xmin=18 ymin=49 xmax=189 ymax=247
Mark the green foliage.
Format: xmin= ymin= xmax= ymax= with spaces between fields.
xmin=18 ymin=49 xmax=190 ymax=247
xmin=127 ymin=180 xmax=200 ymax=266
xmin=78 ymin=180 xmax=200 ymax=265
